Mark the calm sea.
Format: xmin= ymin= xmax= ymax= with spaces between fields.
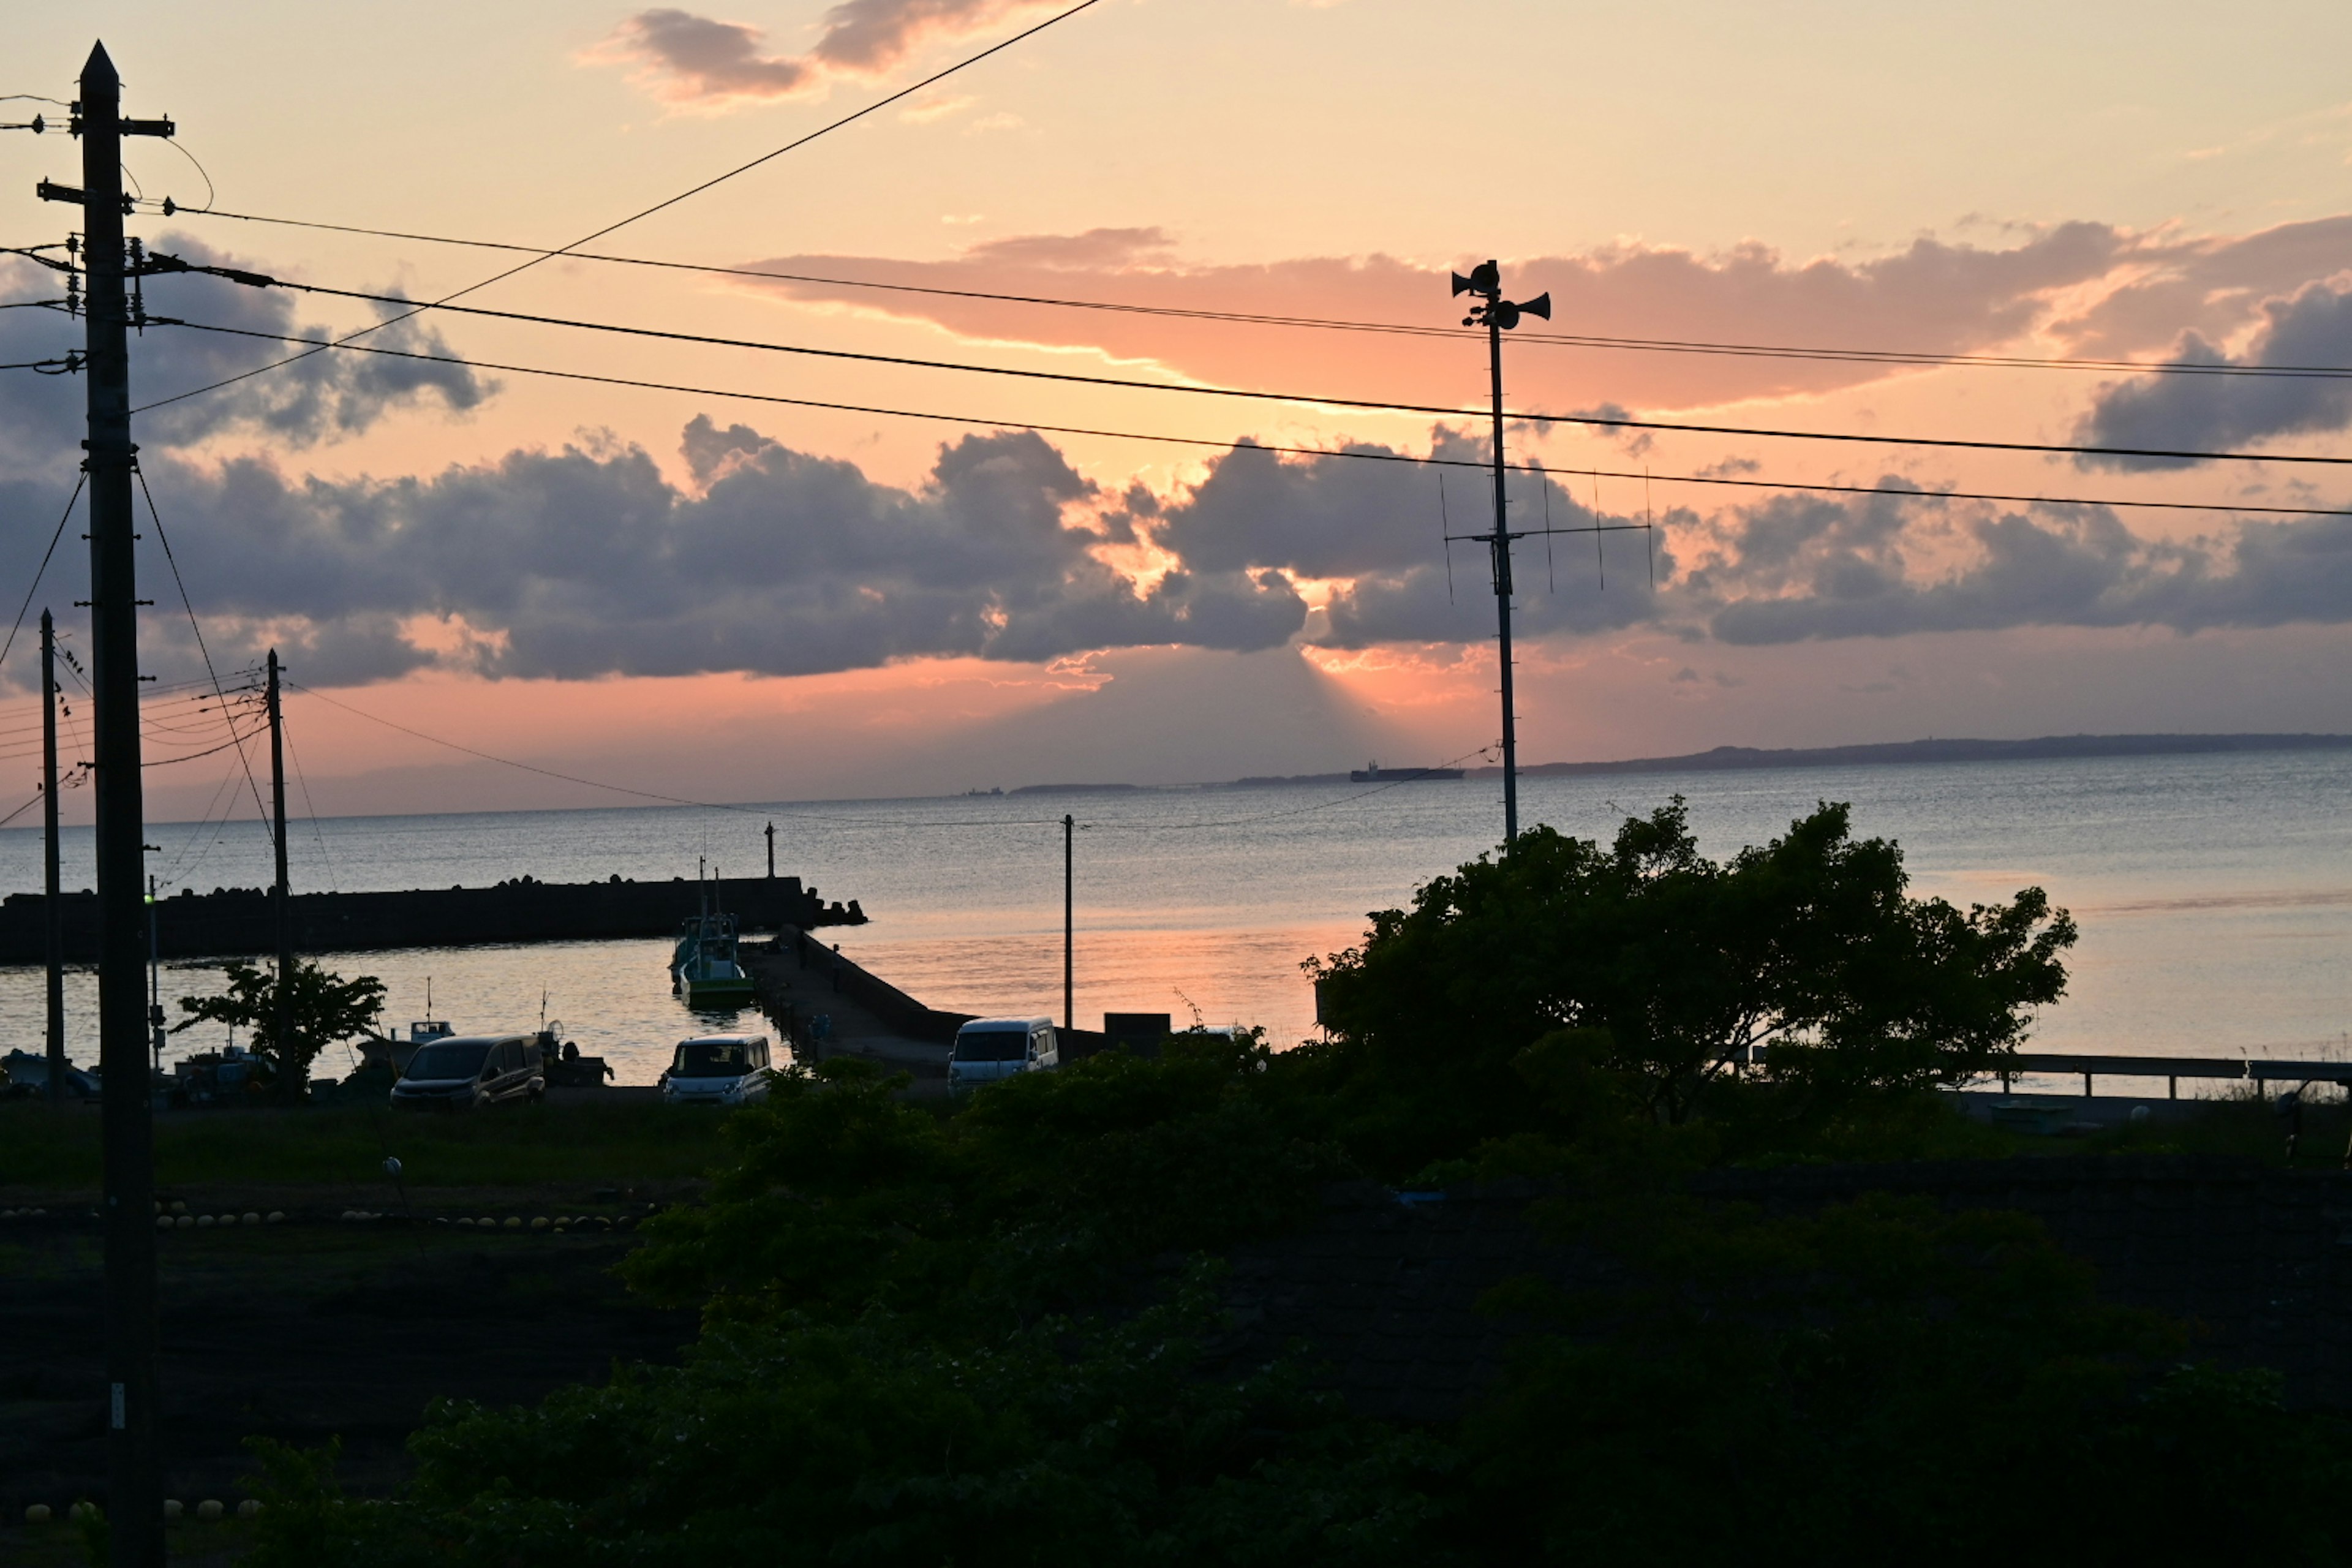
xmin=1 ymin=748 xmax=2347 ymax=1088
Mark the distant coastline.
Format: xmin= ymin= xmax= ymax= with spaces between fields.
xmin=1227 ymin=733 xmax=2352 ymax=790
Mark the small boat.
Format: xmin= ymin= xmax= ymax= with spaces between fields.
xmin=1349 ymin=760 xmax=1466 ymax=783
xmin=677 ymin=911 xmax=756 ymax=1007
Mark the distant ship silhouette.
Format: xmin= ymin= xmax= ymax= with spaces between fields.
xmin=1350 ymin=760 xmax=1466 ymax=783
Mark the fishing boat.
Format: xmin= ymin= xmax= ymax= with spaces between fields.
xmin=677 ymin=911 xmax=756 ymax=1006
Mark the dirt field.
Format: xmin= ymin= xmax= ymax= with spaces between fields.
xmin=0 ymin=1204 xmax=698 ymax=1528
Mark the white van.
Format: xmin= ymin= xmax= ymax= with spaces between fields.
xmin=948 ymin=1017 xmax=1058 ymax=1092
xmin=659 ymin=1033 xmax=777 ymax=1106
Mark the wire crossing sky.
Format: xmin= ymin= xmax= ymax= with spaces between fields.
xmin=2 ymin=0 xmax=2350 ymax=816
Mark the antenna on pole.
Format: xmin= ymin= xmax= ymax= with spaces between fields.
xmin=1444 ymin=262 xmax=1643 ymax=846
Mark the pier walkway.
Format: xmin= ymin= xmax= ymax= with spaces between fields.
xmin=747 ymin=931 xmax=968 ymax=1091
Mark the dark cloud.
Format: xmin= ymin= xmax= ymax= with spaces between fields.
xmin=90 ymin=418 xmax=1304 ymax=689
xmin=2073 ymin=281 xmax=2352 ymax=467
xmin=1683 ymin=488 xmax=2352 ymax=645
xmin=1142 ymin=432 xmax=1671 ymax=647
xmin=0 ymin=238 xmax=488 ymax=473
xmin=592 ymin=1 xmax=1057 ymax=104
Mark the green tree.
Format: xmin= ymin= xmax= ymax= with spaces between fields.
xmin=1308 ymin=800 xmax=2075 ymax=1155
xmin=174 ymin=959 xmax=386 ymax=1101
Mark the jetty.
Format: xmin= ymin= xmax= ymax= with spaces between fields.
xmin=0 ymin=875 xmax=865 ymax=965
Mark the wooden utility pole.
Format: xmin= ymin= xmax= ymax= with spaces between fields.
xmin=267 ymin=648 xmax=295 ymax=1098
xmin=40 ymin=608 xmax=64 ymax=1107
xmin=72 ymin=42 xmax=170 ymax=1566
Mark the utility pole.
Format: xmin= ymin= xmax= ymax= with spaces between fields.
xmin=765 ymin=820 xmax=775 ymax=880
xmin=70 ymin=42 xmax=172 ymax=1566
xmin=1061 ymin=814 xmax=1074 ymax=1035
xmin=41 ymin=609 xmax=64 ymax=1108
xmin=1449 ymin=261 xmax=1550 ymax=847
xmin=266 ymin=648 xmax=294 ymax=1099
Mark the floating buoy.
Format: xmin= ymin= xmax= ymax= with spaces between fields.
xmin=197 ymin=1499 xmax=224 ymax=1522
xmin=503 ymin=1217 xmax=522 ymax=1230
xmin=238 ymin=1499 xmax=262 ymax=1520
xmin=243 ymin=1212 xmax=261 ymax=1226
xmin=456 ymin=1216 xmax=476 ymax=1228
xmin=164 ymin=1499 xmax=183 ymax=1521
xmin=175 ymin=1215 xmax=195 ymax=1230
xmin=69 ymin=1501 xmax=98 ymax=1523
xmin=170 ymin=1200 xmax=187 ymax=1215
xmin=382 ymin=1156 xmax=402 ymax=1178
xmin=154 ymin=1215 xmax=173 ymax=1231
xmin=24 ymin=1503 xmax=50 ymax=1525
xmin=197 ymin=1215 xmax=216 ymax=1229
xmin=478 ymin=1217 xmax=495 ymax=1228
xmin=339 ymin=1210 xmax=357 ymax=1223
xmin=530 ymin=1216 xmax=550 ymax=1231
xmin=266 ymin=1211 xmax=285 ymax=1224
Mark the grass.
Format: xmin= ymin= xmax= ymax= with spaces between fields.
xmin=0 ymin=1099 xmax=731 ymax=1192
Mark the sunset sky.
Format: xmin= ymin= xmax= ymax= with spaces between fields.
xmin=4 ymin=0 xmax=2351 ymax=820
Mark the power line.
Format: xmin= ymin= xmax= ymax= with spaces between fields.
xmin=135 ymin=466 xmax=275 ymax=833
xmin=151 ymin=277 xmax=2352 ymax=470
xmin=129 ymin=0 xmax=1105 ymax=418
xmin=155 ymin=206 xmax=2352 ymax=382
xmin=284 ymin=678 xmax=1059 ymax=828
xmin=150 ymin=318 xmax=2352 ymax=518
xmin=0 ymin=472 xmax=86 ymax=676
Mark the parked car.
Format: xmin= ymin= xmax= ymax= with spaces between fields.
xmin=389 ymin=1034 xmax=543 ymax=1111
xmin=947 ymin=1016 xmax=1058 ymax=1093
xmin=659 ymin=1033 xmax=776 ymax=1107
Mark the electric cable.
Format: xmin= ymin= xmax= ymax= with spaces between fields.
xmin=158 ymin=206 xmax=2352 ymax=382
xmin=284 ymin=678 xmax=1061 ymax=829
xmin=135 ymin=466 xmax=276 ymax=835
xmin=0 ymin=472 xmax=86 ymax=676
xmin=279 ymin=707 xmax=339 ymax=892
xmin=129 ymin=0 xmax=1106 ymax=418
xmin=148 ymin=288 xmax=2352 ymax=470
xmin=149 ymin=318 xmax=2352 ymax=518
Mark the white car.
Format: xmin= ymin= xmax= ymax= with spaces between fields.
xmin=659 ymin=1033 xmax=777 ymax=1106
xmin=948 ymin=1017 xmax=1058 ymax=1093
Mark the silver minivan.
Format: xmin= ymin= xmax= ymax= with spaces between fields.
xmin=660 ymin=1033 xmax=776 ymax=1106
xmin=948 ymin=1017 xmax=1058 ymax=1093
xmin=390 ymin=1034 xmax=543 ymax=1111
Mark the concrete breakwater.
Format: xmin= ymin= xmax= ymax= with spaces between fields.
xmin=0 ymin=875 xmax=865 ymax=965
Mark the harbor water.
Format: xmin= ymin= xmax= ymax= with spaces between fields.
xmin=1 ymin=747 xmax=2347 ymax=1086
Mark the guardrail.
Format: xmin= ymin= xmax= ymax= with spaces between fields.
xmin=1735 ymin=1045 xmax=2349 ymax=1099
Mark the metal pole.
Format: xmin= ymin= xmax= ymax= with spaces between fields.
xmin=78 ymin=42 xmax=164 ymax=1565
xmin=1485 ymin=284 xmax=1518 ymax=846
xmin=147 ymin=873 xmax=161 ymax=1075
xmin=42 ymin=609 xmax=65 ymax=1108
xmin=1062 ymin=813 xmax=1073 ymax=1034
xmin=765 ymin=820 xmax=775 ymax=880
xmin=42 ymin=606 xmax=67 ymax=1109
xmin=267 ymin=649 xmax=294 ymax=1099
